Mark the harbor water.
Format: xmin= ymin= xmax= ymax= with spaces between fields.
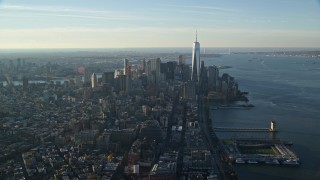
xmin=205 ymin=54 xmax=320 ymax=180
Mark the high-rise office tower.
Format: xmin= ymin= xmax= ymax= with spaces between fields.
xmin=102 ymin=72 xmax=115 ymax=86
xmin=166 ymin=61 xmax=177 ymax=80
xmin=191 ymin=32 xmax=200 ymax=81
xmin=199 ymin=61 xmax=208 ymax=95
xmin=123 ymin=59 xmax=132 ymax=92
xmin=142 ymin=58 xmax=146 ymax=72
xmin=208 ymin=66 xmax=219 ymax=91
xmin=200 ymin=61 xmax=205 ymax=81
xmin=84 ymin=68 xmax=91 ymax=86
xmin=91 ymin=73 xmax=97 ymax=88
xmin=146 ymin=58 xmax=161 ymax=84
xmin=150 ymin=58 xmax=161 ymax=76
xmin=126 ymin=75 xmax=132 ymax=93
xmin=124 ymin=59 xmax=129 ymax=76
xmin=117 ymin=75 xmax=127 ymax=92
xmin=160 ymin=63 xmax=167 ymax=76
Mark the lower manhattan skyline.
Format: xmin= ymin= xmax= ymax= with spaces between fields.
xmin=1 ymin=0 xmax=320 ymax=49
xmin=1 ymin=1 xmax=320 ymax=180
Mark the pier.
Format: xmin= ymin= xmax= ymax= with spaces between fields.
xmin=222 ymin=139 xmax=300 ymax=166
xmin=214 ymin=127 xmax=275 ymax=132
xmin=214 ymin=121 xmax=277 ymax=132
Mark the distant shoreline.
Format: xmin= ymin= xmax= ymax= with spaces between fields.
xmin=0 ymin=47 xmax=319 ymax=54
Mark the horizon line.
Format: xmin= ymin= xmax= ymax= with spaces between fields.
xmin=0 ymin=47 xmax=319 ymax=54
xmin=1 ymin=47 xmax=319 ymax=50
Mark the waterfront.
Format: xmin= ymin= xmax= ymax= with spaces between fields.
xmin=205 ymin=54 xmax=320 ymax=179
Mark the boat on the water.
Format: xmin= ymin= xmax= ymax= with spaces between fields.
xmin=247 ymin=160 xmax=258 ymax=164
xmin=235 ymin=158 xmax=245 ymax=164
xmin=282 ymin=159 xmax=299 ymax=165
xmin=265 ymin=159 xmax=280 ymax=165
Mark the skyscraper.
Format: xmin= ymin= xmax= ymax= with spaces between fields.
xmin=142 ymin=58 xmax=146 ymax=72
xmin=199 ymin=61 xmax=208 ymax=95
xmin=126 ymin=75 xmax=132 ymax=93
xmin=124 ymin=59 xmax=129 ymax=76
xmin=84 ymin=68 xmax=91 ymax=86
xmin=208 ymin=66 xmax=219 ymax=91
xmin=117 ymin=75 xmax=126 ymax=92
xmin=91 ymin=73 xmax=97 ymax=88
xmin=146 ymin=58 xmax=161 ymax=84
xmin=102 ymin=72 xmax=115 ymax=86
xmin=191 ymin=32 xmax=200 ymax=81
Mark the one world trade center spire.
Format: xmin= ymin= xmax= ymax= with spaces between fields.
xmin=191 ymin=31 xmax=200 ymax=81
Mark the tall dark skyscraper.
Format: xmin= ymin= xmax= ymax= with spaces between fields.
xmin=208 ymin=66 xmax=219 ymax=91
xmin=102 ymin=72 xmax=115 ymax=86
xmin=191 ymin=32 xmax=200 ymax=81
xmin=142 ymin=58 xmax=146 ymax=72
xmin=124 ymin=58 xmax=129 ymax=76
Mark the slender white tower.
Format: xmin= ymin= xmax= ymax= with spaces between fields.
xmin=191 ymin=31 xmax=200 ymax=81
xmin=91 ymin=73 xmax=97 ymax=88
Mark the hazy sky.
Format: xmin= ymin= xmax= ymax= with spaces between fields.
xmin=0 ymin=0 xmax=320 ymax=49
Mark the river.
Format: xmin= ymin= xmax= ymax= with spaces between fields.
xmin=204 ymin=54 xmax=320 ymax=180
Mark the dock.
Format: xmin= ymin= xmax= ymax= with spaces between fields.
xmin=221 ymin=138 xmax=300 ymax=166
xmin=214 ymin=121 xmax=277 ymax=132
xmin=214 ymin=127 xmax=276 ymax=132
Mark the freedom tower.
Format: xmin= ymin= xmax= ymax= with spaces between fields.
xmin=191 ymin=32 xmax=200 ymax=81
